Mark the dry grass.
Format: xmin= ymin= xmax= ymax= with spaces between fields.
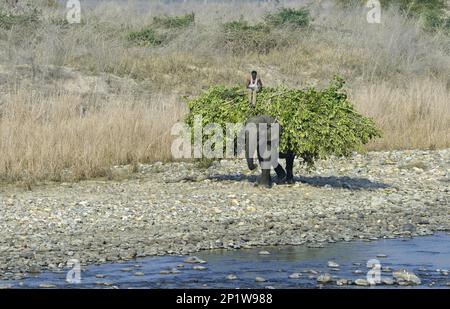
xmin=0 ymin=0 xmax=449 ymax=182
xmin=353 ymin=78 xmax=450 ymax=150
xmin=0 ymin=89 xmax=185 ymax=182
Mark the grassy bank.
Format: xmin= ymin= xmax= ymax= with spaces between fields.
xmin=0 ymin=0 xmax=449 ymax=183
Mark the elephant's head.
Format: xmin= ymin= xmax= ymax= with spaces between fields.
xmin=244 ymin=115 xmax=280 ymax=171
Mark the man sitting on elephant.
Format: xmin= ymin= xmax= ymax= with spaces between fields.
xmin=246 ymin=70 xmax=263 ymax=107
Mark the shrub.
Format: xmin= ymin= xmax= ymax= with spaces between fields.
xmin=127 ymin=27 xmax=164 ymax=46
xmin=337 ymin=0 xmax=449 ymax=31
xmin=153 ymin=13 xmax=195 ymax=29
xmin=264 ymin=7 xmax=310 ymax=28
xmin=185 ymin=77 xmax=381 ymax=166
xmin=219 ymin=20 xmax=278 ymax=54
xmin=0 ymin=6 xmax=40 ymax=30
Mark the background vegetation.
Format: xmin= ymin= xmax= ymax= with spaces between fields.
xmin=0 ymin=0 xmax=449 ymax=183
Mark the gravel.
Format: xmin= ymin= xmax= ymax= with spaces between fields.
xmin=0 ymin=149 xmax=449 ymax=279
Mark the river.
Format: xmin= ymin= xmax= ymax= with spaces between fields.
xmin=1 ymin=233 xmax=448 ymax=289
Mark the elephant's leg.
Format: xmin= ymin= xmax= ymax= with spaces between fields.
xmin=274 ymin=163 xmax=286 ymax=183
xmin=256 ymin=168 xmax=272 ymax=188
xmin=255 ymin=156 xmax=272 ymax=188
xmin=286 ymin=153 xmax=295 ymax=184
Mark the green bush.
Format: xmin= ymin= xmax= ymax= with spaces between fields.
xmin=153 ymin=13 xmax=195 ymax=29
xmin=264 ymin=7 xmax=310 ymax=28
xmin=0 ymin=6 xmax=40 ymax=30
xmin=185 ymin=77 xmax=381 ymax=166
xmin=219 ymin=20 xmax=278 ymax=54
xmin=337 ymin=0 xmax=446 ymax=12
xmin=127 ymin=27 xmax=164 ymax=46
xmin=337 ymin=0 xmax=449 ymax=31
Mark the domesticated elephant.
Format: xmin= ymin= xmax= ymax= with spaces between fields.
xmin=244 ymin=115 xmax=295 ymax=188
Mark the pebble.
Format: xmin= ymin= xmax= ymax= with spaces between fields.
xmin=382 ymin=278 xmax=394 ymax=285
xmin=258 ymin=251 xmax=271 ymax=255
xmin=336 ymin=279 xmax=348 ymax=286
xmin=133 ymin=272 xmax=145 ymax=276
xmin=38 ymin=283 xmax=57 ymax=288
xmin=317 ymin=274 xmax=332 ymax=283
xmin=327 ymin=261 xmax=340 ymax=268
xmin=95 ymin=281 xmax=113 ymax=286
xmin=402 ymin=223 xmax=417 ymax=233
xmin=288 ymin=273 xmax=302 ymax=279
xmin=393 ymin=270 xmax=421 ymax=285
xmin=184 ymin=256 xmax=206 ymax=264
xmin=255 ymin=276 xmax=267 ymax=282
xmin=193 ymin=265 xmax=207 ymax=271
xmin=354 ymin=279 xmax=369 ymax=286
xmin=226 ymin=274 xmax=238 ymax=280
xmin=382 ymin=267 xmax=392 ymax=273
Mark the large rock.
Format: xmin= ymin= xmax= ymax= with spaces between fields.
xmin=393 ymin=270 xmax=421 ymax=285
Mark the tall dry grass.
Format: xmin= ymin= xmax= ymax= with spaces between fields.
xmin=0 ymin=89 xmax=185 ymax=182
xmin=353 ymin=78 xmax=450 ymax=150
xmin=0 ymin=0 xmax=449 ymax=182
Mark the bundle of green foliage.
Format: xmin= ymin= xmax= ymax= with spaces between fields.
xmin=153 ymin=13 xmax=195 ymax=29
xmin=264 ymin=7 xmax=310 ymax=28
xmin=185 ymin=77 xmax=381 ymax=166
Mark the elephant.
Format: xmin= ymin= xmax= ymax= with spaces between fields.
xmin=244 ymin=115 xmax=295 ymax=187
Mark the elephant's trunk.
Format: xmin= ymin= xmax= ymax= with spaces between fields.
xmin=245 ymin=129 xmax=257 ymax=171
xmin=246 ymin=156 xmax=257 ymax=171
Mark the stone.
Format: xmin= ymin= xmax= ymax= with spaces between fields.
xmin=193 ymin=265 xmax=207 ymax=271
xmin=336 ymin=279 xmax=348 ymax=286
xmin=381 ymin=278 xmax=394 ymax=285
xmin=327 ymin=261 xmax=340 ymax=268
xmin=288 ymin=273 xmax=302 ymax=279
xmin=317 ymin=274 xmax=332 ymax=283
xmin=258 ymin=251 xmax=271 ymax=255
xmin=255 ymin=276 xmax=267 ymax=282
xmin=393 ymin=270 xmax=421 ymax=285
xmin=39 ymin=283 xmax=57 ymax=288
xmin=402 ymin=223 xmax=417 ymax=233
xmin=184 ymin=256 xmax=206 ymax=264
xmin=354 ymin=279 xmax=369 ymax=286
xmin=226 ymin=274 xmax=238 ymax=280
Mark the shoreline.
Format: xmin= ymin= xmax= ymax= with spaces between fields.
xmin=0 ymin=149 xmax=449 ymax=280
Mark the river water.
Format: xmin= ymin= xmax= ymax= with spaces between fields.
xmin=2 ymin=233 xmax=449 ymax=289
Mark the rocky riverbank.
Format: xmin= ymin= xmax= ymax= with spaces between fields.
xmin=0 ymin=149 xmax=449 ymax=280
